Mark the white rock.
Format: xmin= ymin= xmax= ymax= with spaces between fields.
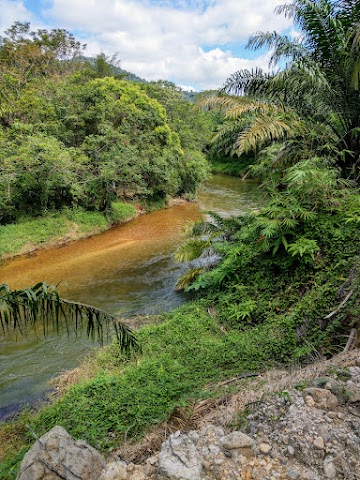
xmin=221 ymin=431 xmax=255 ymax=450
xmin=258 ymin=443 xmax=272 ymax=454
xmin=287 ymin=446 xmax=295 ymax=456
xmin=287 ymin=469 xmax=301 ymax=480
xmin=99 ymin=461 xmax=128 ymax=480
xmin=324 ymin=457 xmax=337 ymax=479
xmin=349 ymin=366 xmax=360 ymax=380
xmin=302 ymin=388 xmax=338 ymax=410
xmin=158 ymin=431 xmax=202 ymax=480
xmin=346 ymin=380 xmax=360 ymax=402
xmin=313 ymin=437 xmax=325 ymax=450
xmin=17 ymin=426 xmax=106 ymax=480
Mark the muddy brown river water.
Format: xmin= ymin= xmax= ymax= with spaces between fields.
xmin=0 ymin=175 xmax=261 ymax=415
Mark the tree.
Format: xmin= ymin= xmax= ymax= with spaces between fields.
xmin=0 ymin=22 xmax=84 ymax=92
xmin=0 ymin=282 xmax=139 ymax=352
xmin=204 ymin=0 xmax=360 ymax=180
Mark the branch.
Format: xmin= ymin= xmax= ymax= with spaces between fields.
xmin=344 ymin=328 xmax=358 ymax=352
xmin=323 ymin=289 xmax=354 ymax=319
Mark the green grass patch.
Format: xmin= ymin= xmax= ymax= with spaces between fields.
xmin=210 ymin=156 xmax=254 ymax=177
xmin=107 ymin=202 xmax=137 ymax=224
xmin=0 ymin=204 xmax=136 ymax=259
xmin=0 ymin=301 xmax=297 ymax=475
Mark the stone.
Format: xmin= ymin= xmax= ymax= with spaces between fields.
xmin=313 ymin=437 xmax=325 ymax=449
xmin=258 ymin=443 xmax=272 ymax=454
xmin=317 ymin=424 xmax=330 ymax=441
xmin=287 ymin=446 xmax=295 ymax=456
xmin=323 ymin=457 xmax=337 ymax=479
xmin=99 ymin=461 xmax=128 ymax=480
xmin=349 ymin=366 xmax=360 ymax=381
xmin=146 ymin=455 xmax=159 ymax=466
xmin=238 ymin=447 xmax=255 ymax=459
xmin=221 ymin=431 xmax=255 ymax=450
xmin=302 ymin=388 xmax=338 ymax=410
xmin=345 ymin=380 xmax=360 ymax=403
xmin=17 ymin=425 xmax=106 ymax=480
xmin=158 ymin=431 xmax=202 ymax=480
xmin=304 ymin=395 xmax=316 ymax=407
xmin=126 ymin=466 xmax=148 ymax=480
xmin=287 ymin=469 xmax=301 ymax=479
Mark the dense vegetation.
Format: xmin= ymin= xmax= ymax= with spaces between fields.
xmin=0 ymin=22 xmax=212 ymax=228
xmin=1 ymin=1 xmax=360 ymax=478
xmin=177 ymin=0 xmax=360 ymax=348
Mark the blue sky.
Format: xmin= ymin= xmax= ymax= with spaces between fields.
xmin=1 ymin=0 xmax=293 ymax=90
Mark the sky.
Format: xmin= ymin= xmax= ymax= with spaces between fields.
xmin=0 ymin=0 xmax=293 ymax=91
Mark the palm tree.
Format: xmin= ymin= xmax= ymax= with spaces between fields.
xmin=174 ymin=214 xmax=243 ymax=290
xmin=205 ymin=0 xmax=360 ymax=179
xmin=0 ymin=282 xmax=139 ymax=352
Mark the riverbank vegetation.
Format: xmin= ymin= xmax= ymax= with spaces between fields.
xmin=0 ymin=22 xmax=214 ymax=258
xmin=1 ymin=1 xmax=360 ymax=478
xmin=178 ymin=0 xmax=360 ymax=341
xmin=0 ymin=202 xmax=137 ymax=258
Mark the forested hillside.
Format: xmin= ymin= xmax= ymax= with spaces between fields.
xmin=0 ymin=22 xmax=213 ymax=227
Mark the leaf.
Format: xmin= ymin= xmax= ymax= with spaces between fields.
xmin=174 ymin=240 xmax=211 ymax=262
xmin=0 ymin=283 xmax=139 ymax=353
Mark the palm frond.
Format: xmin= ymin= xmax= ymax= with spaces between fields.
xmin=225 ymin=100 xmax=279 ymax=119
xmin=235 ymin=114 xmax=295 ymax=155
xmin=183 ymin=220 xmax=221 ymax=237
xmin=211 ymin=117 xmax=250 ymax=156
xmin=0 ymin=282 xmax=139 ymax=352
xmin=247 ymin=31 xmax=307 ymax=66
xmin=196 ymin=93 xmax=238 ymax=112
xmin=175 ymin=267 xmax=205 ymax=291
xmin=223 ymin=68 xmax=274 ymax=96
xmin=174 ymin=239 xmax=210 ymax=262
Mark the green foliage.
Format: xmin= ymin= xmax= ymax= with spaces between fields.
xmin=106 ymin=202 xmax=136 ymax=224
xmin=287 ymin=237 xmax=320 ymax=261
xmin=187 ymin=86 xmax=360 ymax=343
xmin=202 ymin=0 xmax=360 ymax=180
xmin=177 ymin=157 xmax=360 ymax=348
xmin=0 ymin=449 xmax=27 ymax=480
xmin=0 ymin=28 xmax=211 ymax=226
xmin=0 ymin=209 xmax=109 ymax=258
xmin=0 ymin=21 xmax=84 ymax=104
xmin=0 ymin=203 xmax=136 ymax=258
xmin=0 ymin=282 xmax=139 ymax=352
xmin=174 ymin=239 xmax=211 ymax=262
xmin=2 ymin=302 xmax=298 ymax=462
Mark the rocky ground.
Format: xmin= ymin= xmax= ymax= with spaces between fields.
xmin=17 ymin=349 xmax=360 ymax=480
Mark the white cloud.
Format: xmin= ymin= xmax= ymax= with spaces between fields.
xmin=0 ymin=0 xmax=33 ymax=30
xmin=44 ymin=0 xmax=293 ymax=89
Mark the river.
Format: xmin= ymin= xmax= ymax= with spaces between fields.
xmin=0 ymin=175 xmax=260 ymax=416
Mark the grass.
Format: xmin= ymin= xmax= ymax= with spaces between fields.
xmin=0 ymin=202 xmax=137 ymax=259
xmin=210 ymin=157 xmax=254 ymax=177
xmin=0 ymin=301 xmax=299 ymax=478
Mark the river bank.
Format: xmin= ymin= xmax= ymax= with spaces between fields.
xmin=0 ymin=196 xmax=194 ymax=262
xmin=17 ymin=349 xmax=360 ymax=480
xmin=0 ymin=202 xmax=139 ymax=261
